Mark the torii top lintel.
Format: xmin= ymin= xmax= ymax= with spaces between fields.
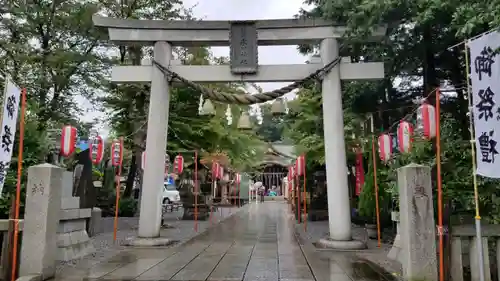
xmin=92 ymin=15 xmax=386 ymax=47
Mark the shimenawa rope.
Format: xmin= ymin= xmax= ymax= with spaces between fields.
xmin=152 ymin=56 xmax=342 ymax=105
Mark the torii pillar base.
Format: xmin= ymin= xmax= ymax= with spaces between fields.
xmin=316 ymin=237 xmax=366 ymax=250
xmin=122 ymin=237 xmax=176 ymax=247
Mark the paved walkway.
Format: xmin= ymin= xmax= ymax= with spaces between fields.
xmin=55 ymin=203 xmax=393 ymax=281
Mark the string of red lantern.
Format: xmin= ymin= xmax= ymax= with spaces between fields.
xmin=287 ymin=165 xmax=294 ymax=212
xmin=375 ymin=100 xmax=437 ymax=162
xmin=397 ymin=120 xmax=413 ymax=153
xmin=235 ymin=173 xmax=241 ymax=207
xmin=417 ymin=101 xmax=437 ymax=139
xmin=378 ymin=134 xmax=392 ymax=162
xmin=294 ymin=158 xmax=301 ymax=223
xmin=209 ymin=161 xmax=220 ymax=225
xmin=111 ymin=138 xmax=123 ymax=243
xmin=89 ymin=135 xmax=104 ymax=165
xmin=174 ymin=154 xmax=184 ymax=174
xmin=60 ymin=125 xmax=77 ymax=157
xmin=294 ymin=155 xmax=306 ymax=227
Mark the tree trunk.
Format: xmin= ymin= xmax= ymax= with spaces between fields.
xmin=422 ymin=24 xmax=439 ymax=102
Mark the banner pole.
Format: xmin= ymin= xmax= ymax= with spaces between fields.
xmin=10 ymin=88 xmax=26 ymax=281
xmin=464 ymin=42 xmax=485 ymax=281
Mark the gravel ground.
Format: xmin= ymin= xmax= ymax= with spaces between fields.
xmin=294 ymin=216 xmax=403 ymax=277
xmin=56 ymin=206 xmax=243 ymax=273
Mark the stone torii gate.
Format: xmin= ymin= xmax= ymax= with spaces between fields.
xmin=93 ymin=15 xmax=386 ymax=249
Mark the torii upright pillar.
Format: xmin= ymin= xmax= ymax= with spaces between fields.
xmin=138 ymin=41 xmax=172 ymax=239
xmin=317 ymin=38 xmax=365 ymax=249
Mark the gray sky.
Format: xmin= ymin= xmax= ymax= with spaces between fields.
xmin=183 ymin=0 xmax=311 ymax=92
xmin=84 ymin=0 xmax=312 ymax=135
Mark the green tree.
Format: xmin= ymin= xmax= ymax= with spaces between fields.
xmin=0 ymin=0 xmax=108 ymax=128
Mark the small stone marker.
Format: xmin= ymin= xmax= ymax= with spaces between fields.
xmin=397 ymin=163 xmax=437 ymax=281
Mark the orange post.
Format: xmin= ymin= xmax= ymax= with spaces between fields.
xmin=303 ymin=154 xmax=307 ymax=231
xmin=10 ymin=88 xmax=26 ymax=281
xmin=371 ymin=123 xmax=382 ymax=248
xmin=436 ymin=89 xmax=445 ymax=281
xmin=113 ymin=137 xmax=124 ymax=242
xmin=194 ymin=150 xmax=198 ymax=232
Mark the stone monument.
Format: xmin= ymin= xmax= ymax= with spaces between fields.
xmin=397 ymin=163 xmax=437 ymax=281
xmin=19 ymin=164 xmax=63 ymax=280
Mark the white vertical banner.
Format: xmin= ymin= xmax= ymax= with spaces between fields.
xmin=469 ymin=31 xmax=500 ymax=178
xmin=0 ymin=78 xmax=21 ymax=195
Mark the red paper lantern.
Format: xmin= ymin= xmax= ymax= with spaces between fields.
xmin=60 ymin=125 xmax=77 ymax=157
xmin=397 ymin=121 xmax=413 ymax=153
xmin=89 ymin=135 xmax=104 ymax=165
xmin=416 ymin=101 xmax=436 ymax=139
xmin=174 ymin=154 xmax=184 ymax=174
xmin=295 ymin=155 xmax=305 ymax=176
xmin=110 ymin=139 xmax=123 ymax=167
xmin=378 ymin=134 xmax=393 ymax=162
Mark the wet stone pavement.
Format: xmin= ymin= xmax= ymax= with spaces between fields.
xmin=54 ymin=203 xmax=394 ymax=281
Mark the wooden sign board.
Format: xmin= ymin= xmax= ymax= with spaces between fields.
xmin=230 ymin=21 xmax=258 ymax=74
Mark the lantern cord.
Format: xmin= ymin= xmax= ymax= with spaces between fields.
xmin=464 ymin=42 xmax=486 ymax=281
xmin=152 ymin=54 xmax=343 ymax=105
xmin=367 ymin=87 xmax=439 ymax=136
xmin=10 ymin=88 xmax=26 ymax=281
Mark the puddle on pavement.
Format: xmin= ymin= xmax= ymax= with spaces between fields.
xmin=351 ymin=261 xmax=397 ymax=281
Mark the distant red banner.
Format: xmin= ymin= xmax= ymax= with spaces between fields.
xmin=355 ymin=149 xmax=365 ymax=196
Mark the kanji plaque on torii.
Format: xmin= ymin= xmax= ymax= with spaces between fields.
xmin=230 ymin=21 xmax=258 ymax=74
xmin=93 ymin=15 xmax=386 ymax=249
